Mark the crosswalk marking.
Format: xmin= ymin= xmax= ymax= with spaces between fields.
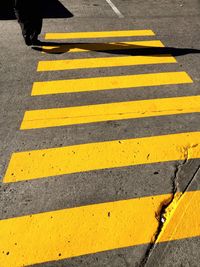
xmin=3 ymin=28 xmax=199 ymax=266
xmin=0 ymin=193 xmax=172 ymax=267
xmin=1 ymin=190 xmax=200 ymax=267
xmin=45 ymin=30 xmax=155 ymax=40
xmin=158 ymin=191 xmax=200 ymax=243
xmin=42 ymin=40 xmax=165 ymax=53
xmin=37 ymin=54 xmax=176 ymax=72
xmin=21 ymin=95 xmax=200 ymax=130
xmin=4 ymin=132 xmax=200 ymax=183
xmin=31 ymin=72 xmax=192 ymax=96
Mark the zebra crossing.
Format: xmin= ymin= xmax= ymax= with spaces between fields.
xmin=1 ymin=29 xmax=200 ymax=267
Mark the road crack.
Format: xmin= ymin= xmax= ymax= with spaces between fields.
xmin=139 ymin=145 xmax=200 ymax=266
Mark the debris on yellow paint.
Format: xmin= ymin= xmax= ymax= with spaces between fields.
xmin=0 ymin=194 xmax=170 ymax=267
xmin=3 ymin=132 xmax=200 ymax=183
xmin=162 ymin=192 xmax=183 ymax=223
xmin=157 ymin=190 xmax=200 ymax=243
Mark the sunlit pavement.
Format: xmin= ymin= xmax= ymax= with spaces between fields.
xmin=0 ymin=1 xmax=200 ymax=266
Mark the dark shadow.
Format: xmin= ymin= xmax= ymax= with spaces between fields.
xmin=41 ymin=0 xmax=73 ymax=18
xmin=0 ymin=0 xmax=73 ymax=20
xmin=32 ymin=41 xmax=200 ymax=57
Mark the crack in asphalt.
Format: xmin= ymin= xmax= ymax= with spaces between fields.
xmin=23 ymin=108 xmax=190 ymax=123
xmin=180 ymin=163 xmax=200 ymax=195
xmin=139 ymin=145 xmax=200 ymax=266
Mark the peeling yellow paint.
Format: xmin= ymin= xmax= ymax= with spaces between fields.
xmin=162 ymin=192 xmax=183 ymax=222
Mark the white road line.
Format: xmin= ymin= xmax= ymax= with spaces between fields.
xmin=105 ymin=0 xmax=124 ymax=18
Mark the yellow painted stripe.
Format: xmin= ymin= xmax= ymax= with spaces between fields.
xmin=42 ymin=40 xmax=164 ymax=53
xmin=0 ymin=193 xmax=172 ymax=267
xmin=31 ymin=72 xmax=192 ymax=96
xmin=21 ymin=95 xmax=200 ymax=130
xmin=45 ymin=30 xmax=155 ymax=39
xmin=37 ymin=54 xmax=176 ymax=72
xmin=158 ymin=191 xmax=200 ymax=243
xmin=4 ymin=132 xmax=200 ymax=183
xmin=1 ymin=191 xmax=200 ymax=267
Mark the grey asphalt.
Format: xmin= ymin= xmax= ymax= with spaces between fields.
xmin=0 ymin=0 xmax=200 ymax=266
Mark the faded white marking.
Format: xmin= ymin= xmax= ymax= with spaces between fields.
xmin=105 ymin=0 xmax=124 ymax=18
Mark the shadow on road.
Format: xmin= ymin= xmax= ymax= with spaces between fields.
xmin=0 ymin=0 xmax=73 ymax=20
xmin=32 ymin=41 xmax=200 ymax=57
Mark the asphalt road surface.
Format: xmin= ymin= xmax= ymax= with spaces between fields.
xmin=0 ymin=0 xmax=200 ymax=266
